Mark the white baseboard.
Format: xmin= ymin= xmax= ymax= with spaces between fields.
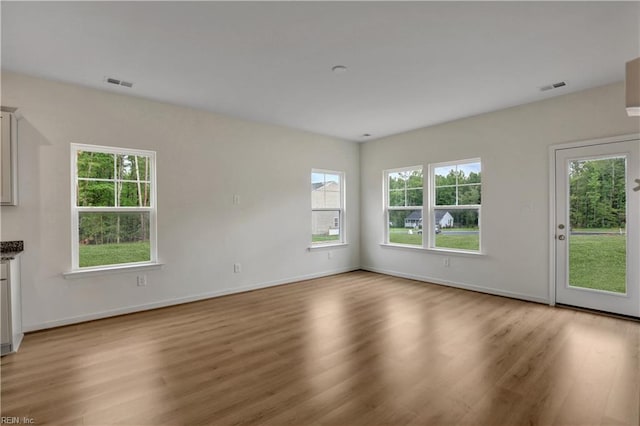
xmin=361 ymin=266 xmax=549 ymax=305
xmin=12 ymin=333 xmax=23 ymax=352
xmin=23 ymin=266 xmax=360 ymax=332
xmin=24 ymin=265 xmax=549 ymax=332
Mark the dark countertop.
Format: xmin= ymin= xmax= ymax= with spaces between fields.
xmin=1 ymin=251 xmax=22 ymax=260
xmin=1 ymin=241 xmax=24 ymax=260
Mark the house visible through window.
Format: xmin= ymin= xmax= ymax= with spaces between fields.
xmin=385 ymin=166 xmax=423 ymax=246
xmin=71 ymin=144 xmax=157 ymax=269
xmin=383 ymin=160 xmax=481 ymax=253
xmin=311 ymin=170 xmax=344 ymax=245
xmin=431 ymin=159 xmax=481 ymax=251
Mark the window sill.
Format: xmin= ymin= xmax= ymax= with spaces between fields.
xmin=308 ymin=242 xmax=349 ymax=251
xmin=380 ymin=242 xmax=423 ymax=251
xmin=426 ymin=247 xmax=485 ymax=257
xmin=63 ymin=262 xmax=165 ymax=279
xmin=380 ymin=243 xmax=485 ymax=257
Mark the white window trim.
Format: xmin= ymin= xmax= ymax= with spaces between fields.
xmin=68 ymin=143 xmax=159 ymax=273
xmin=428 ymin=157 xmax=482 ymax=253
xmin=311 ymin=169 xmax=346 ymax=247
xmin=63 ymin=262 xmax=165 ymax=279
xmin=379 ymin=242 xmax=485 ymax=256
xmin=384 ymin=165 xmax=424 ymax=247
xmin=308 ymin=242 xmax=349 ymax=251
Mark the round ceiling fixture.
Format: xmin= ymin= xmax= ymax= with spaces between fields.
xmin=331 ymin=65 xmax=348 ymax=74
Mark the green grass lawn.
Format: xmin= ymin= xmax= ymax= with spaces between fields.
xmin=569 ymin=234 xmax=626 ymax=293
xmin=312 ymin=234 xmax=340 ymax=243
xmin=389 ymin=228 xmax=422 ymax=245
xmin=79 ymin=241 xmax=150 ymax=267
xmin=571 ymin=228 xmax=626 ymax=233
xmin=389 ymin=228 xmax=479 ymax=251
xmin=435 ymin=234 xmax=479 ymax=251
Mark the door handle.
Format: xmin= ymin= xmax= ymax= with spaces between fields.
xmin=558 ymin=235 xmax=566 ymax=240
xmin=634 ymin=178 xmax=640 ymax=192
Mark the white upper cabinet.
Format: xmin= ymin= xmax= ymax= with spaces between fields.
xmin=0 ymin=108 xmax=18 ymax=206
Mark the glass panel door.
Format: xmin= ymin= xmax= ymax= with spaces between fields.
xmin=555 ymin=139 xmax=640 ymax=317
xmin=568 ymin=156 xmax=626 ymax=294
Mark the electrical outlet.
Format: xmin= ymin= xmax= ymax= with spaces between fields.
xmin=233 ymin=194 xmax=240 ymax=205
xmin=328 ymin=251 xmax=333 ymax=259
xmin=234 ymin=263 xmax=241 ymax=273
xmin=443 ymin=257 xmax=450 ymax=267
xmin=137 ymin=275 xmax=147 ymax=286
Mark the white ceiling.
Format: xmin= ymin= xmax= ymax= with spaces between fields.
xmin=2 ymin=2 xmax=639 ymax=141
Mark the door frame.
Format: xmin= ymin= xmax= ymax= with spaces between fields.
xmin=548 ymin=133 xmax=640 ymax=308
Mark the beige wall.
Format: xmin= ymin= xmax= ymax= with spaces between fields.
xmin=0 ymin=72 xmax=360 ymax=330
xmin=360 ymin=82 xmax=640 ymax=302
xmin=2 ymin=70 xmax=638 ymax=330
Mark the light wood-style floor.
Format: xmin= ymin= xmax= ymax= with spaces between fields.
xmin=1 ymin=271 xmax=639 ymax=425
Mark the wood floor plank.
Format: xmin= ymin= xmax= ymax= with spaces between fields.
xmin=1 ymin=271 xmax=639 ymax=425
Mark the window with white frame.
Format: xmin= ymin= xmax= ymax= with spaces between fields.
xmin=430 ymin=159 xmax=481 ymax=252
xmin=385 ymin=166 xmax=423 ymax=246
xmin=71 ymin=144 xmax=157 ymax=269
xmin=311 ymin=170 xmax=344 ymax=245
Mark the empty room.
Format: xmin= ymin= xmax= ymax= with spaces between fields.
xmin=1 ymin=1 xmax=639 ymax=425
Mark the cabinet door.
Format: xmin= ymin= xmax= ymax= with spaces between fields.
xmin=0 ymin=112 xmax=17 ymax=205
xmin=0 ymin=279 xmax=10 ymax=345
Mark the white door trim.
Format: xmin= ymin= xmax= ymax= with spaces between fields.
xmin=548 ymin=133 xmax=640 ymax=308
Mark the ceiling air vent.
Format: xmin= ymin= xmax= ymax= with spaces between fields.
xmin=540 ymin=81 xmax=567 ymax=92
xmin=104 ymin=77 xmax=134 ymax=88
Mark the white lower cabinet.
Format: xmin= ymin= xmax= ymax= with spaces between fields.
xmin=1 ymin=258 xmax=22 ymax=355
